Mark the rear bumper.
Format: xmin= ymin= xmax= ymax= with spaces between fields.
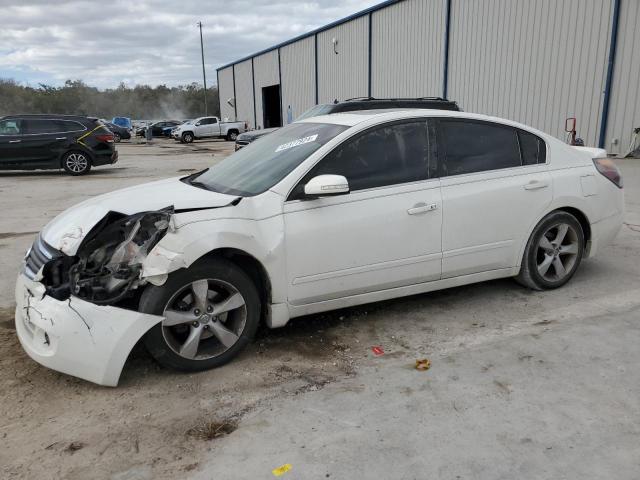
xmin=587 ymin=211 xmax=624 ymax=258
xmin=93 ymin=150 xmax=118 ymax=166
xmin=15 ymin=273 xmax=162 ymax=386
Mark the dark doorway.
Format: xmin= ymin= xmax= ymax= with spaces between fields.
xmin=262 ymin=85 xmax=282 ymax=128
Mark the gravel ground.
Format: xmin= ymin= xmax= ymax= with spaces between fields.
xmin=0 ymin=140 xmax=638 ymax=479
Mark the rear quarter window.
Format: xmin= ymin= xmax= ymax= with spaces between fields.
xmin=518 ymin=130 xmax=547 ymax=165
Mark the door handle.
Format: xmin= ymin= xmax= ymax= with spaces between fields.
xmin=56 ymin=137 xmax=67 ymax=140
xmin=524 ymin=180 xmax=549 ymax=190
xmin=9 ymin=139 xmax=21 ymax=143
xmin=407 ymin=203 xmax=438 ymax=215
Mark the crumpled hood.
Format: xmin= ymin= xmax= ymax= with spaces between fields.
xmin=42 ymin=177 xmax=237 ymax=255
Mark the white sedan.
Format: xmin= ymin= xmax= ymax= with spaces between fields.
xmin=15 ymin=110 xmax=624 ymax=386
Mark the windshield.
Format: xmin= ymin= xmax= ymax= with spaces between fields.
xmin=187 ymin=122 xmax=348 ymax=196
xmin=296 ymin=104 xmax=334 ymax=121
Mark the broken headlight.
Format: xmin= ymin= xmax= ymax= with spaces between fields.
xmin=44 ymin=208 xmax=172 ymax=304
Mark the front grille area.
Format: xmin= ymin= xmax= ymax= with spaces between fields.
xmin=24 ymin=234 xmax=62 ymax=280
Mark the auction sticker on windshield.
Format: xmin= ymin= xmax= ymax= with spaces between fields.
xmin=275 ymin=134 xmax=318 ymax=152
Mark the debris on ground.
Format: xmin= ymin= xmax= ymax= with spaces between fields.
xmin=371 ymin=346 xmax=385 ymax=356
xmin=185 ymin=419 xmax=238 ymax=441
xmin=272 ymin=463 xmax=292 ymax=476
xmin=64 ymin=441 xmax=85 ymax=453
xmin=415 ymin=359 xmax=431 ymax=371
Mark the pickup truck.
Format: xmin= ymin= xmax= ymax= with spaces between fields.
xmin=172 ymin=116 xmax=247 ymax=143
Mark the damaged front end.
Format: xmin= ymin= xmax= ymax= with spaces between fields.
xmin=32 ymin=207 xmax=173 ymax=305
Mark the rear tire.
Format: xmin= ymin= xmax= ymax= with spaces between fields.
xmin=516 ymin=211 xmax=584 ymax=290
xmin=226 ymin=130 xmax=239 ymax=141
xmin=182 ymin=132 xmax=194 ymax=143
xmin=113 ymin=132 xmax=121 ymax=143
xmin=140 ymin=260 xmax=261 ymax=372
xmin=62 ymin=151 xmax=92 ymax=176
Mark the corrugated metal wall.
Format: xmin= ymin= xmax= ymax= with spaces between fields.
xmin=605 ymin=0 xmax=640 ymax=155
xmin=281 ymin=36 xmax=316 ymax=123
xmin=448 ymin=0 xmax=613 ymax=146
xmin=253 ymin=50 xmax=280 ymax=129
xmin=220 ymin=0 xmax=640 ymax=152
xmin=371 ymin=0 xmax=445 ymax=98
xmin=233 ymin=60 xmax=255 ymax=128
xmin=317 ymin=15 xmax=369 ymax=103
xmin=218 ymin=66 xmax=235 ymax=121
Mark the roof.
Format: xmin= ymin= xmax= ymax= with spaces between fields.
xmin=216 ymin=0 xmax=403 ymax=71
xmin=296 ymin=109 xmax=555 ymax=140
xmin=1 ymin=114 xmax=93 ymax=119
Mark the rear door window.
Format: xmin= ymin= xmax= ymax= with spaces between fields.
xmin=23 ymin=119 xmax=59 ymax=135
xmin=518 ymin=130 xmax=546 ymax=165
xmin=437 ymin=119 xmax=521 ymax=176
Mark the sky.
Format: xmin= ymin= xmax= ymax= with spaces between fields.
xmin=0 ymin=0 xmax=380 ymax=89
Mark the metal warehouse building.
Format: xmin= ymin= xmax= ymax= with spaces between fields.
xmin=217 ymin=0 xmax=639 ymax=153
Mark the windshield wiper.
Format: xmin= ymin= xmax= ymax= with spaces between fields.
xmin=188 ymin=180 xmax=215 ymax=191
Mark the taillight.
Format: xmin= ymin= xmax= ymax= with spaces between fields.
xmin=593 ymin=158 xmax=623 ymax=188
xmin=95 ymin=133 xmax=114 ymax=143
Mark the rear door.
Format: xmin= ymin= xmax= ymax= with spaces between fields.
xmin=436 ymin=119 xmax=552 ymax=277
xmin=20 ymin=119 xmax=63 ymax=165
xmin=0 ymin=119 xmax=25 ymax=165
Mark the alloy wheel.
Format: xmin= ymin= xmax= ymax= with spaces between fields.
xmin=65 ymin=153 xmax=88 ymax=173
xmin=161 ymin=279 xmax=247 ymax=360
xmin=536 ymin=223 xmax=580 ymax=282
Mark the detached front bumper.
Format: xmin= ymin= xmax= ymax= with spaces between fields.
xmin=15 ymin=273 xmax=162 ymax=387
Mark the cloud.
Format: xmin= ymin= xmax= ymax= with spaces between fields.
xmin=0 ymin=0 xmax=380 ymax=89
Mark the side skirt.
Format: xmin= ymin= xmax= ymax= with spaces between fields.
xmin=285 ymin=267 xmax=518 ymax=321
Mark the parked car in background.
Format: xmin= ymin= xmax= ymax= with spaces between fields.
xmin=235 ymin=97 xmax=461 ymax=150
xmin=111 ymin=117 xmax=132 ymax=131
xmin=0 ymin=114 xmax=117 ymax=175
xmin=136 ymin=120 xmax=181 ymax=137
xmin=101 ymin=120 xmax=131 ymax=142
xmin=13 ymin=109 xmax=624 ymax=385
xmin=163 ymin=120 xmax=191 ymax=137
xmin=172 ymin=116 xmax=247 ymax=143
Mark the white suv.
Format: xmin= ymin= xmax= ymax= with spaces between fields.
xmin=15 ymin=110 xmax=624 ymax=386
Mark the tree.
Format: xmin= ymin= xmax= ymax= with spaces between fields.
xmin=0 ymin=78 xmax=220 ymax=119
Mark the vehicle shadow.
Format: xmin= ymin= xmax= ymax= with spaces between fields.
xmin=0 ymin=168 xmax=123 ymax=178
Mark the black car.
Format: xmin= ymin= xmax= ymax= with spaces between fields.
xmin=0 ymin=114 xmax=118 ymax=175
xmin=235 ymin=97 xmax=461 ymax=150
xmin=136 ymin=120 xmax=181 ymax=137
xmin=104 ymin=122 xmax=131 ymax=142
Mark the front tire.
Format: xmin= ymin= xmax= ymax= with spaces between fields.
xmin=182 ymin=132 xmax=194 ymax=143
xmin=62 ymin=151 xmax=92 ymax=175
xmin=140 ymin=260 xmax=261 ymax=372
xmin=516 ymin=211 xmax=584 ymax=290
xmin=113 ymin=132 xmax=121 ymax=143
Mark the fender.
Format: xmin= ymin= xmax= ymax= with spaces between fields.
xmin=141 ymin=215 xmax=288 ymax=305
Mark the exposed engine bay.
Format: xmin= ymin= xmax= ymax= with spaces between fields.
xmin=40 ymin=207 xmax=173 ymax=304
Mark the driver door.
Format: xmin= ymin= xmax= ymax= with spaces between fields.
xmin=283 ymin=119 xmax=442 ymax=306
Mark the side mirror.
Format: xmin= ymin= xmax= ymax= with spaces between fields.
xmin=565 ymin=117 xmax=576 ymax=133
xmin=304 ymin=174 xmax=349 ymax=197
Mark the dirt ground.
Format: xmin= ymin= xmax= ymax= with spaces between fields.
xmin=0 ymin=139 xmax=639 ymax=479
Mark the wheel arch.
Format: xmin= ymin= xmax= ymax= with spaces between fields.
xmin=516 ymin=205 xmax=592 ymax=269
xmin=192 ymin=247 xmax=273 ymax=322
xmin=58 ymin=146 xmax=93 ymax=167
